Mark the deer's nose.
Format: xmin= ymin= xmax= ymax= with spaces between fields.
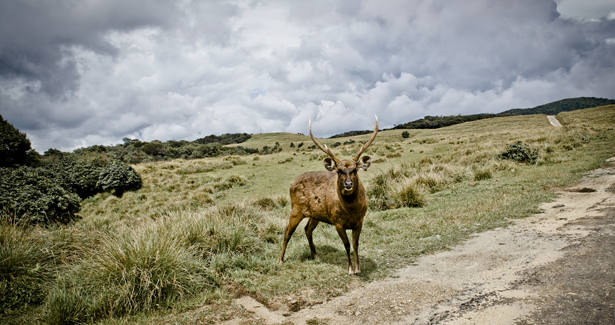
xmin=344 ymin=179 xmax=354 ymax=189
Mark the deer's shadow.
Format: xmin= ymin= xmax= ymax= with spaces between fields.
xmin=297 ymin=244 xmax=378 ymax=276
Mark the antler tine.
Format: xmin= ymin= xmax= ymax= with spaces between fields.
xmin=353 ymin=115 xmax=379 ymax=162
xmin=309 ymin=118 xmax=340 ymax=165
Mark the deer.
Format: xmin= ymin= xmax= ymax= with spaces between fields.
xmin=278 ymin=116 xmax=378 ymax=275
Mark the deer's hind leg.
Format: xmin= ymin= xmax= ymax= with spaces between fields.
xmin=278 ymin=209 xmax=304 ymax=263
xmin=305 ymin=218 xmax=320 ymax=259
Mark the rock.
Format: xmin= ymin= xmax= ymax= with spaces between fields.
xmin=553 ymin=204 xmax=565 ymax=208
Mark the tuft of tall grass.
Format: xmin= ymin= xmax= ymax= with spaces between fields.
xmin=213 ymin=174 xmax=249 ymax=191
xmin=0 ymin=223 xmax=55 ymax=313
xmin=394 ymin=179 xmax=428 ymax=208
xmin=368 ymin=163 xmax=472 ymax=210
xmin=472 ymin=166 xmax=493 ymax=181
xmin=174 ymin=161 xmax=234 ymax=175
xmin=253 ymin=195 xmax=289 ymax=210
xmin=44 ymin=225 xmax=217 ymax=323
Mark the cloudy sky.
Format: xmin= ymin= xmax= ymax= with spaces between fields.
xmin=1 ymin=0 xmax=614 ymax=152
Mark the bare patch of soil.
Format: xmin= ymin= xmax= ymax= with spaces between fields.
xmin=226 ymin=161 xmax=615 ymax=325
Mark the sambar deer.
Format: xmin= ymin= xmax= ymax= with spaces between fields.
xmin=278 ymin=116 xmax=378 ymax=275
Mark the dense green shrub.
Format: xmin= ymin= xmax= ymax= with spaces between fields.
xmin=0 ymin=167 xmax=81 ymax=225
xmin=45 ymin=157 xmax=106 ymax=199
xmin=497 ymin=141 xmax=539 ymax=164
xmin=195 ymin=133 xmax=251 ymax=145
xmin=141 ymin=141 xmax=166 ymax=156
xmin=97 ymin=162 xmax=143 ymax=197
xmin=402 ymin=131 xmax=410 ymax=138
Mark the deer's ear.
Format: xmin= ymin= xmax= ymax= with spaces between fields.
xmin=322 ymin=157 xmax=336 ymax=171
xmin=358 ymin=155 xmax=372 ymax=171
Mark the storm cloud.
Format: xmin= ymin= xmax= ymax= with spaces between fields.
xmin=0 ymin=0 xmax=614 ymax=151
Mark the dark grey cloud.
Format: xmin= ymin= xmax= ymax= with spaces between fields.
xmin=0 ymin=0 xmax=614 ymax=151
xmin=0 ymin=0 xmax=180 ymax=97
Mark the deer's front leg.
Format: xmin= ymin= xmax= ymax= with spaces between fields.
xmin=352 ymin=227 xmax=362 ymax=276
xmin=335 ymin=225 xmax=353 ymax=275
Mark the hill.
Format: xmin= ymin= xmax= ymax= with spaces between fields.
xmin=500 ymin=97 xmax=615 ymax=116
xmin=330 ymin=97 xmax=614 ymax=137
xmin=391 ymin=113 xmax=504 ymax=130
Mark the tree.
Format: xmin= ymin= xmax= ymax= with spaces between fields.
xmin=0 ymin=115 xmax=39 ymax=167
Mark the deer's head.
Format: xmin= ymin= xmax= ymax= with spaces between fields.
xmin=310 ymin=116 xmax=378 ymax=195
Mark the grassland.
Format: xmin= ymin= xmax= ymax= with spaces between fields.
xmin=2 ymin=105 xmax=614 ymax=324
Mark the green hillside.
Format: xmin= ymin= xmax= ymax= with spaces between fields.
xmin=501 ymin=97 xmax=615 ymax=116
xmin=333 ymin=97 xmax=614 ymax=137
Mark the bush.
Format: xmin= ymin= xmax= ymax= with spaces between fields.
xmin=190 ymin=143 xmax=223 ymax=158
xmin=497 ymin=141 xmax=539 ymax=164
xmin=97 ymin=162 xmax=143 ymax=197
xmin=45 ymin=157 xmax=105 ymax=199
xmin=401 ymin=131 xmax=410 ymax=138
xmin=0 ymin=167 xmax=81 ymax=225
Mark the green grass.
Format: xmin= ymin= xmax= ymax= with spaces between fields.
xmin=2 ymin=105 xmax=614 ymax=324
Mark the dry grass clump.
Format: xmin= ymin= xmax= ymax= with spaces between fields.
xmin=393 ymin=179 xmax=429 ymax=208
xmin=213 ymin=174 xmax=249 ymax=191
xmin=223 ymin=156 xmax=247 ymax=166
xmin=0 ymin=223 xmax=56 ymax=313
xmin=368 ymin=163 xmax=464 ymax=210
xmin=171 ymin=160 xmax=234 ymax=175
xmin=253 ymin=196 xmax=289 ymax=210
xmin=472 ymin=165 xmax=493 ymax=181
xmin=44 ymin=224 xmax=216 ymax=324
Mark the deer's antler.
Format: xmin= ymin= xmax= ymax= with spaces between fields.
xmin=309 ymin=118 xmax=340 ymax=166
xmin=353 ymin=115 xmax=378 ymax=162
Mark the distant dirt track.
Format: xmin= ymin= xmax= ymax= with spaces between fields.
xmin=547 ymin=115 xmax=563 ymax=127
xmin=227 ymin=157 xmax=615 ymax=325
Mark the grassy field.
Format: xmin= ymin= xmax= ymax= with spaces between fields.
xmin=2 ymin=105 xmax=614 ymax=324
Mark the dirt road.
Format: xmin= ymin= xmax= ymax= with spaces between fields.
xmin=229 ymin=158 xmax=615 ymax=325
xmin=547 ymin=116 xmax=563 ymax=127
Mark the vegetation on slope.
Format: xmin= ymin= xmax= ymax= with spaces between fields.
xmin=392 ymin=113 xmax=505 ymax=130
xmin=501 ymin=96 xmax=615 ymax=116
xmin=331 ymin=97 xmax=614 ymax=137
xmin=1 ymin=105 xmax=614 ymax=324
